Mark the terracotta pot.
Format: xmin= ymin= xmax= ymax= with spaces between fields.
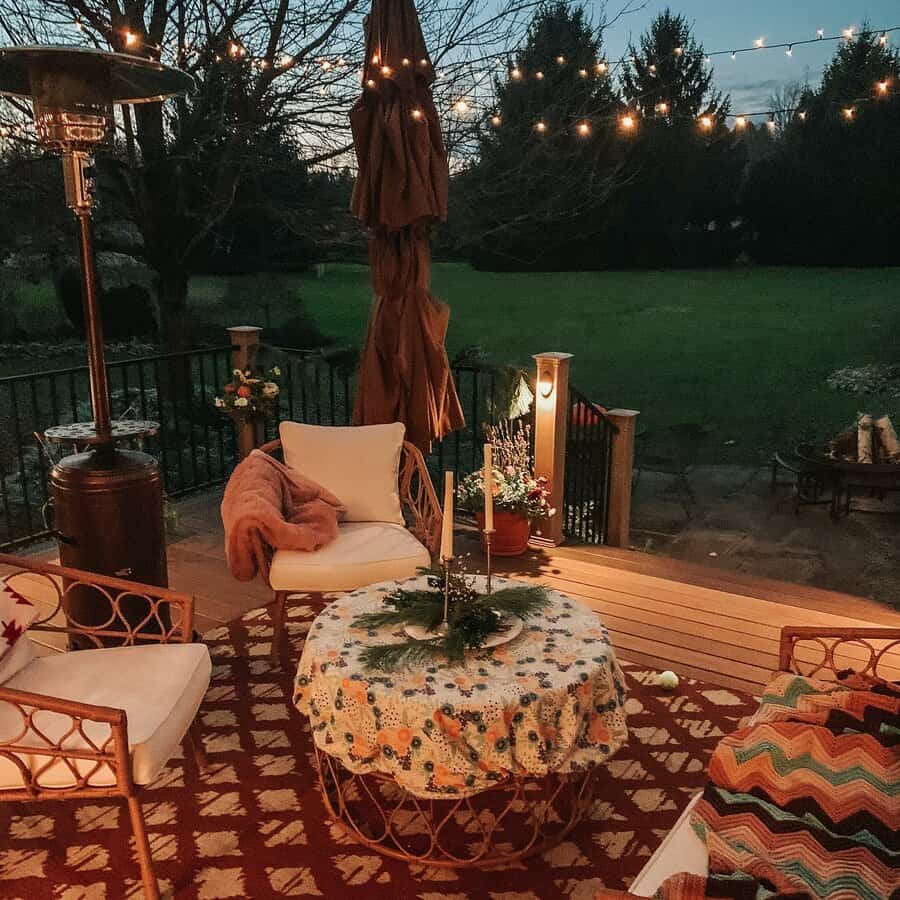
xmin=476 ymin=510 xmax=531 ymax=557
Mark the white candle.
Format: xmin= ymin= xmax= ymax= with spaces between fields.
xmin=440 ymin=471 xmax=454 ymax=560
xmin=483 ymin=443 xmax=494 ymax=531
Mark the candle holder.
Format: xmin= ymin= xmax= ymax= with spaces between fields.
xmin=483 ymin=528 xmax=495 ymax=594
xmin=436 ymin=556 xmax=454 ymax=635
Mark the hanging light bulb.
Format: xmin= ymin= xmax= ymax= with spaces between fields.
xmin=878 ymin=32 xmax=888 ymax=46
xmin=596 ymin=61 xmax=608 ymax=74
xmin=535 ymin=70 xmax=544 ymax=80
xmin=578 ymin=68 xmax=588 ymax=78
xmin=699 ymin=115 xmax=713 ymax=130
xmin=401 ymin=57 xmax=410 ymax=67
xmin=843 ymin=27 xmax=855 ymax=40
xmin=753 ymin=37 xmax=766 ymax=48
xmin=124 ymin=30 xmax=138 ymax=48
xmin=785 ymin=45 xmax=793 ymax=57
xmin=577 ymin=120 xmax=591 ymax=137
xmin=366 ymin=78 xmax=377 ymax=89
xmin=734 ymin=115 xmax=747 ymax=130
xmin=674 ymin=46 xmax=684 ymax=57
xmin=372 ymin=53 xmax=380 ymax=65
xmin=410 ymin=108 xmax=423 ymax=121
xmin=766 ymin=116 xmax=777 ymax=132
xmin=798 ymin=110 xmax=807 ymax=121
xmin=817 ymin=28 xmax=825 ymax=39
xmin=843 ymin=106 xmax=855 ymax=120
xmin=453 ymin=99 xmax=469 ymax=115
xmin=656 ymin=101 xmax=669 ymax=115
xmin=381 ymin=65 xmax=392 ymax=76
xmin=731 ymin=50 xmax=737 ymax=60
xmin=649 ymin=64 xmax=657 ymax=73
xmin=877 ymin=80 xmax=889 ymax=94
xmin=510 ymin=66 xmax=522 ymax=80
xmin=620 ymin=113 xmax=636 ymax=131
xmin=491 ymin=114 xmax=502 ymax=127
xmin=534 ymin=120 xmax=547 ymax=133
xmin=556 ymin=55 xmax=566 ymax=65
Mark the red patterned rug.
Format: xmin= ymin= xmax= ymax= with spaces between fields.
xmin=0 ymin=600 xmax=759 ymax=898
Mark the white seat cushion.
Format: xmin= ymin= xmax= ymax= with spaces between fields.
xmin=0 ymin=642 xmax=211 ymax=789
xmin=628 ymin=793 xmax=708 ymax=896
xmin=279 ymin=421 xmax=405 ymax=524
xmin=268 ymin=521 xmax=430 ymax=592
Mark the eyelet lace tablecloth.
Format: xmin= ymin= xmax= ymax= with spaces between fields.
xmin=293 ymin=576 xmax=628 ymax=799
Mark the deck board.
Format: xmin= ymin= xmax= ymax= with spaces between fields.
xmin=5 ymin=486 xmax=899 ymax=693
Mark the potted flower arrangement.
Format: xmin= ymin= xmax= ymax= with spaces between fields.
xmin=457 ymin=419 xmax=555 ymax=556
xmin=214 ymin=365 xmax=281 ymax=459
xmin=214 ymin=365 xmax=281 ymax=420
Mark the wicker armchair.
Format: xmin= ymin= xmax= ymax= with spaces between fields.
xmin=259 ymin=438 xmax=442 ymax=654
xmin=0 ymin=553 xmax=210 ymax=900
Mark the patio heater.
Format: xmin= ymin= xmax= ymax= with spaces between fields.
xmin=0 ymin=46 xmax=192 ymax=638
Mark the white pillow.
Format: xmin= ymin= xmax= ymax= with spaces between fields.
xmin=279 ymin=422 xmax=405 ymax=524
xmin=0 ymin=582 xmax=39 ymax=684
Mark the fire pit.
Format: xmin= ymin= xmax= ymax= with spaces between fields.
xmin=797 ymin=415 xmax=900 ymax=520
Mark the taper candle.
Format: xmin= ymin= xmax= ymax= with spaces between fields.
xmin=483 ymin=443 xmax=494 ymax=531
xmin=440 ymin=471 xmax=454 ymax=560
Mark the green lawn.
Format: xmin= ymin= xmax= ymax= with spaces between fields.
xmin=191 ymin=263 xmax=900 ymax=464
xmin=6 ymin=264 xmax=899 ymax=464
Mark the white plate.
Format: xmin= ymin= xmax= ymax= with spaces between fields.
xmin=404 ymin=616 xmax=523 ymax=649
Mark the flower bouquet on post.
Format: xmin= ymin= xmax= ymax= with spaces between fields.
xmin=214 ymin=366 xmax=281 ymax=459
xmin=457 ymin=419 xmax=555 ymax=556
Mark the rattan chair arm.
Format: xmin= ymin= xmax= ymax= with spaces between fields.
xmin=0 ymin=552 xmax=196 ymax=645
xmin=778 ymin=626 xmax=900 ymax=679
xmin=0 ymin=684 xmax=125 ymax=725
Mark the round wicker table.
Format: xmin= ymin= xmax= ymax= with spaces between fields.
xmin=293 ymin=576 xmax=629 ymax=868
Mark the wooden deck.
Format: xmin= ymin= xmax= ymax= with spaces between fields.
xmin=17 ymin=486 xmax=900 ymax=694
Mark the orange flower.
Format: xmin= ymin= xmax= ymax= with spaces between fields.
xmin=237 ymin=385 xmax=251 ymax=398
xmin=341 ymin=677 xmax=368 ymax=705
xmin=433 ymin=709 xmax=462 ymax=740
xmin=432 ymin=764 xmax=466 ymax=790
xmin=587 ymin=716 xmax=610 ymax=745
xmin=376 ymin=727 xmax=414 ymax=756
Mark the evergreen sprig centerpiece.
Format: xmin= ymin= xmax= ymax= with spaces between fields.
xmin=353 ymin=567 xmax=549 ymax=672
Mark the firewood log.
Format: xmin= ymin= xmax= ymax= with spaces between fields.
xmin=857 ymin=414 xmax=874 ymax=463
xmin=875 ymin=415 xmax=900 ymax=463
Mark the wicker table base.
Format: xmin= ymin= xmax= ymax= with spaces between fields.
xmin=314 ymin=743 xmax=600 ymax=868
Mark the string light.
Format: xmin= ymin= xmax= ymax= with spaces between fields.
xmin=124 ymin=30 xmax=138 ymax=48
xmin=735 ymin=115 xmax=748 ymax=129
xmin=511 ymin=66 xmax=522 ymax=80
xmin=577 ymin=120 xmax=591 ymax=136
xmin=491 ymin=114 xmax=502 ymax=127
xmin=596 ymin=61 xmax=608 ymax=75
xmin=785 ymin=45 xmax=793 ymax=57
xmin=535 ymin=70 xmax=544 ymax=80
xmin=753 ymin=37 xmax=766 ymax=48
xmin=817 ymin=28 xmax=825 ymax=39
xmin=877 ymin=80 xmax=889 ymax=94
xmin=699 ymin=115 xmax=713 ymax=130
xmin=453 ymin=99 xmax=469 ymax=115
xmin=842 ymin=106 xmax=855 ymax=120
xmin=656 ymin=101 xmax=669 ymax=115
xmin=410 ymin=108 xmax=423 ymax=121
xmin=798 ymin=110 xmax=807 ymax=121
xmin=674 ymin=46 xmax=684 ymax=57
xmin=366 ymin=78 xmax=376 ymax=89
xmin=649 ymin=64 xmax=657 ymax=73
xmin=402 ymin=57 xmax=410 ymax=67
xmin=731 ymin=51 xmax=737 ymax=60
xmin=879 ymin=32 xmax=889 ymax=46
xmin=578 ymin=68 xmax=588 ymax=78
xmin=620 ymin=113 xmax=636 ymax=131
xmin=766 ymin=116 xmax=776 ymax=132
xmin=380 ymin=65 xmax=392 ymax=76
xmin=556 ymin=55 xmax=566 ymax=65
xmin=843 ymin=27 xmax=855 ymax=40
xmin=534 ymin=120 xmax=547 ymax=133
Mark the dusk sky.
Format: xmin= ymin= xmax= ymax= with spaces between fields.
xmin=595 ymin=1 xmax=899 ymax=114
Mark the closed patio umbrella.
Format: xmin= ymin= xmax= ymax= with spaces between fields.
xmin=350 ymin=0 xmax=464 ymax=450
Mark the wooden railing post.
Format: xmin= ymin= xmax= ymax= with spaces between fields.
xmin=606 ymin=408 xmax=639 ymax=548
xmin=531 ymin=352 xmax=573 ymax=547
xmin=228 ymin=326 xmax=264 ymax=460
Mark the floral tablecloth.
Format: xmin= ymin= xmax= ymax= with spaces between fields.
xmin=293 ymin=576 xmax=629 ymax=798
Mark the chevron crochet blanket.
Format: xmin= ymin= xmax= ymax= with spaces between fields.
xmin=656 ymin=670 xmax=900 ymax=899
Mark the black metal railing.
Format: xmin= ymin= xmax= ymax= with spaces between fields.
xmin=0 ymin=346 xmax=235 ymax=549
xmin=263 ymin=345 xmax=535 ymax=487
xmin=0 ymin=340 xmax=618 ymax=549
xmin=564 ymin=386 xmax=617 ymax=544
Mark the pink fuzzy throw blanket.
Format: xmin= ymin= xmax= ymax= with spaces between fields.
xmin=221 ymin=450 xmax=346 ymax=581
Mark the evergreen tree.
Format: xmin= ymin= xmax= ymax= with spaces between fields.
xmin=450 ymin=2 xmax=624 ymax=270
xmin=607 ymin=9 xmax=742 ymax=267
xmin=745 ymin=27 xmax=900 ymax=265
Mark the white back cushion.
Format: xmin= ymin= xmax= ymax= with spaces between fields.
xmin=279 ymin=422 xmax=405 ymax=524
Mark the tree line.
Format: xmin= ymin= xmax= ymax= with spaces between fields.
xmin=446 ymin=5 xmax=900 ymax=271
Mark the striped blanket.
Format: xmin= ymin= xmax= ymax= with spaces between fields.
xmin=656 ymin=670 xmax=900 ymax=899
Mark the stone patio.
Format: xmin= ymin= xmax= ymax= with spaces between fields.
xmin=631 ymin=463 xmax=900 ymax=610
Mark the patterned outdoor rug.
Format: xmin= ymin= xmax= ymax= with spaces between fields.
xmin=0 ymin=600 xmax=760 ymax=899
